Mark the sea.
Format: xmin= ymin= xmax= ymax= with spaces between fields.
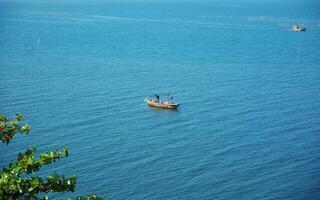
xmin=1 ymin=0 xmax=320 ymax=199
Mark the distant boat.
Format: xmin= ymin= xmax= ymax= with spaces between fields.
xmin=144 ymin=97 xmax=179 ymax=109
xmin=292 ymin=24 xmax=306 ymax=32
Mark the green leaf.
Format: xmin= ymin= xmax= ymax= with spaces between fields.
xmin=14 ymin=114 xmax=23 ymax=121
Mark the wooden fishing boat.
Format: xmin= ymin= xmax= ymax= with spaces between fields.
xmin=144 ymin=98 xmax=179 ymax=109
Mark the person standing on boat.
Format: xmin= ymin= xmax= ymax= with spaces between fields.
xmin=155 ymin=94 xmax=160 ymax=102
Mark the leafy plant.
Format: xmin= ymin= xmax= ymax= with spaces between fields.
xmin=0 ymin=114 xmax=30 ymax=144
xmin=0 ymin=114 xmax=103 ymax=199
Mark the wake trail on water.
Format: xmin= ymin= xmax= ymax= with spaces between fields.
xmin=89 ymin=15 xmax=269 ymax=31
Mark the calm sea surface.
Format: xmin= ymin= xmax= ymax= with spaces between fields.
xmin=1 ymin=0 xmax=320 ymax=199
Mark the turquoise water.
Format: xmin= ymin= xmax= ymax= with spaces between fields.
xmin=1 ymin=0 xmax=320 ymax=199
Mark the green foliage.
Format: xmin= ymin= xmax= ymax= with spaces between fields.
xmin=0 ymin=113 xmax=30 ymax=144
xmin=0 ymin=114 xmax=103 ymax=199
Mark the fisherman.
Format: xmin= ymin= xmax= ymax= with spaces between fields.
xmin=155 ymin=94 xmax=160 ymax=102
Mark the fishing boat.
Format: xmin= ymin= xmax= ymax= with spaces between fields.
xmin=292 ymin=24 xmax=306 ymax=32
xmin=144 ymin=97 xmax=179 ymax=109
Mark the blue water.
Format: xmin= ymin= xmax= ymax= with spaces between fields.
xmin=1 ymin=0 xmax=320 ymax=199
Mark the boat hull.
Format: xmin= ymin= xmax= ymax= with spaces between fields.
xmin=144 ymin=98 xmax=179 ymax=109
xmin=292 ymin=27 xmax=306 ymax=32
